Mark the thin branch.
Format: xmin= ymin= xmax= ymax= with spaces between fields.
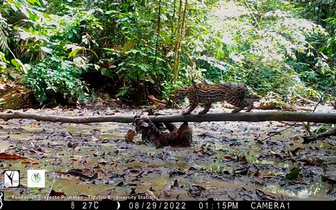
xmin=262 ymin=122 xmax=296 ymax=142
xmin=303 ymin=89 xmax=328 ymax=135
xmin=244 ymin=0 xmax=260 ymax=29
xmin=46 ymin=173 xmax=57 ymax=200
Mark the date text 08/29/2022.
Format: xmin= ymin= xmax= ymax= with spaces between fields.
xmin=127 ymin=201 xmax=290 ymax=210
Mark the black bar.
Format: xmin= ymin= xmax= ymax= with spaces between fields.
xmin=1 ymin=201 xmax=116 ymax=210
xmin=0 ymin=200 xmax=335 ymax=210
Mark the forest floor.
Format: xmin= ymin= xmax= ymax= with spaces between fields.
xmin=1 ymin=103 xmax=336 ymax=201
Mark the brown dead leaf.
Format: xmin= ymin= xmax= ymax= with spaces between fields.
xmin=0 ymin=153 xmax=25 ymax=160
xmin=21 ymin=160 xmax=31 ymax=165
xmin=148 ymin=95 xmax=166 ymax=108
xmin=49 ymin=190 xmax=66 ymax=197
xmin=21 ymin=160 xmax=39 ymax=165
xmin=193 ymin=149 xmax=210 ymax=156
xmin=224 ymin=156 xmax=235 ymax=160
xmin=125 ymin=130 xmax=136 ymax=143
xmin=239 ymin=156 xmax=247 ymax=162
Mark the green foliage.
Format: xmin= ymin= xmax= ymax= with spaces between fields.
xmin=314 ymin=123 xmax=333 ymax=134
xmin=0 ymin=13 xmax=9 ymax=53
xmin=0 ymin=51 xmax=8 ymax=71
xmin=174 ymin=0 xmax=334 ymax=102
xmin=0 ymin=0 xmax=336 ymax=106
xmin=286 ymin=167 xmax=300 ymax=180
xmin=290 ymin=0 xmax=336 ymax=97
xmin=24 ymin=56 xmax=87 ymax=104
xmin=0 ymin=0 xmax=100 ymax=104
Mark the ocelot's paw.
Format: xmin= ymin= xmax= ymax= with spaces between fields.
xmin=198 ymin=111 xmax=207 ymax=115
xmin=246 ymin=106 xmax=253 ymax=112
xmin=231 ymin=110 xmax=239 ymax=114
xmin=182 ymin=111 xmax=190 ymax=116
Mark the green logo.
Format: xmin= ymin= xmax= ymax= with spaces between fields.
xmin=31 ymin=173 xmax=41 ymax=183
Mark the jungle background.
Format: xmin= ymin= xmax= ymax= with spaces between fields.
xmin=0 ymin=0 xmax=336 ymax=202
xmin=0 ymin=0 xmax=336 ymax=108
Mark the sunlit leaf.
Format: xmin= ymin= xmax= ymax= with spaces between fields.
xmin=11 ymin=59 xmax=27 ymax=74
xmin=41 ymin=47 xmax=52 ymax=54
xmin=27 ymin=0 xmax=41 ymax=6
xmin=122 ymin=41 xmax=135 ymax=52
xmin=0 ymin=52 xmax=7 ymax=62
xmin=68 ymin=47 xmax=83 ymax=58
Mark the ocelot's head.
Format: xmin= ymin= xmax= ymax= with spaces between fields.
xmin=173 ymin=87 xmax=188 ymax=103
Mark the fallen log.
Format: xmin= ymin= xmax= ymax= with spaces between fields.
xmin=1 ymin=111 xmax=336 ymax=123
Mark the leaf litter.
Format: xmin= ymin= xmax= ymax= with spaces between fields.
xmin=0 ymin=106 xmax=335 ymax=201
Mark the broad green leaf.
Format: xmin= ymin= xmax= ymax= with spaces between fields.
xmin=68 ymin=48 xmax=82 ymax=58
xmin=101 ymin=69 xmax=114 ymax=78
xmin=146 ymin=75 xmax=155 ymax=84
xmin=320 ymin=141 xmax=331 ymax=149
xmin=26 ymin=8 xmax=39 ymax=21
xmin=138 ymin=64 xmax=148 ymax=72
xmin=11 ymin=59 xmax=27 ymax=74
xmin=27 ymin=0 xmax=41 ymax=6
xmin=0 ymin=52 xmax=7 ymax=62
xmin=93 ymin=64 xmax=100 ymax=70
xmin=286 ymin=168 xmax=300 ymax=180
xmin=122 ymin=41 xmax=135 ymax=52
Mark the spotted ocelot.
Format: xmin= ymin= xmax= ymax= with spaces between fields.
xmin=174 ymin=83 xmax=253 ymax=115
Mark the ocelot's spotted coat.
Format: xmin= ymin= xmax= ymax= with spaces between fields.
xmin=174 ymin=83 xmax=253 ymax=115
